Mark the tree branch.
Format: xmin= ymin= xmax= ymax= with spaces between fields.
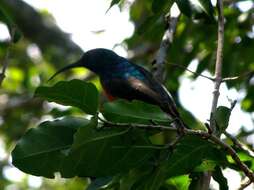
xmin=210 ymin=0 xmax=225 ymax=134
xmin=202 ymin=1 xmax=226 ymax=188
xmin=224 ymin=131 xmax=254 ymax=158
xmin=100 ymin=119 xmax=254 ymax=182
xmin=165 ymin=61 xmax=214 ymax=81
xmin=153 ymin=3 xmax=180 ymax=82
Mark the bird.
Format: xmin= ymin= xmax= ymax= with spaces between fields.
xmin=49 ymin=48 xmax=185 ymax=130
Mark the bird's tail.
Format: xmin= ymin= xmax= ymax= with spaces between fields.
xmin=48 ymin=59 xmax=83 ymax=82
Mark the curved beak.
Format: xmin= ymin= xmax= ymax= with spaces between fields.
xmin=47 ymin=59 xmax=84 ymax=82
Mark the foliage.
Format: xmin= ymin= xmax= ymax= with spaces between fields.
xmin=10 ymin=79 xmax=245 ymax=190
xmin=35 ymin=80 xmax=99 ymax=115
xmin=0 ymin=0 xmax=253 ymax=189
xmin=103 ymin=99 xmax=170 ymax=124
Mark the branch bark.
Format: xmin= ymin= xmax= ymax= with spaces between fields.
xmin=153 ymin=3 xmax=180 ymax=82
xmin=210 ymin=0 xmax=225 ymax=134
xmin=202 ymin=1 xmax=225 ymax=189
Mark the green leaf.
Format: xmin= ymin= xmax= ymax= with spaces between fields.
xmin=129 ymin=164 xmax=167 ymax=190
xmin=194 ymin=160 xmax=216 ymax=172
xmin=61 ymin=118 xmax=155 ymax=178
xmin=102 ymin=99 xmax=170 ymax=125
xmin=142 ymin=165 xmax=167 ymax=190
xmin=165 ymin=135 xmax=226 ymax=177
xmin=11 ymin=117 xmax=89 ymax=178
xmin=212 ymin=166 xmax=228 ymax=190
xmin=176 ymin=0 xmax=214 ymax=20
xmin=166 ymin=175 xmax=191 ymax=190
xmin=119 ymin=168 xmax=152 ymax=190
xmin=214 ymin=106 xmax=231 ymax=132
xmin=229 ymin=151 xmax=254 ymax=171
xmin=152 ymin=0 xmax=173 ymax=13
xmin=35 ymin=79 xmax=99 ymax=115
xmin=198 ymin=0 xmax=215 ymax=18
xmin=176 ymin=0 xmax=192 ymax=17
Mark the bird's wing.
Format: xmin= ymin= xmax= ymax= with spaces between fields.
xmin=131 ymin=64 xmax=180 ymax=117
xmin=100 ymin=69 xmax=180 ymax=118
xmin=101 ymin=76 xmax=161 ymax=104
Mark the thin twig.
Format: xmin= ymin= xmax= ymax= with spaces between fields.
xmin=163 ymin=63 xmax=254 ymax=83
xmin=165 ymin=62 xmax=254 ymax=83
xmin=100 ymin=119 xmax=254 ymax=182
xmin=98 ymin=117 xmax=177 ymax=132
xmin=153 ymin=3 xmax=180 ymax=82
xmin=222 ymin=70 xmax=254 ymax=82
xmin=203 ymin=1 xmax=225 ymax=188
xmin=165 ymin=61 xmax=214 ymax=81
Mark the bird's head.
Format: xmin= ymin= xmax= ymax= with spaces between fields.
xmin=48 ymin=48 xmax=121 ymax=81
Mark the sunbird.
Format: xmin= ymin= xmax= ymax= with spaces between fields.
xmin=49 ymin=48 xmax=185 ymax=130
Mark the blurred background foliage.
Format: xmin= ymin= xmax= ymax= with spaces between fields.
xmin=0 ymin=0 xmax=253 ymax=189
